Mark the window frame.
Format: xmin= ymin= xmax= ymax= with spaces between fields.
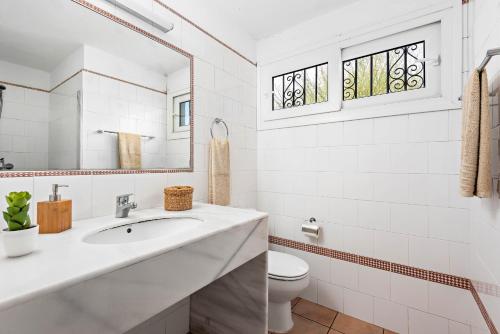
xmin=259 ymin=44 xmax=341 ymax=122
xmin=167 ymin=88 xmax=190 ymax=140
xmin=271 ymin=62 xmax=328 ymax=111
xmin=174 ymin=93 xmax=191 ymax=132
xmin=341 ymin=22 xmax=441 ymax=109
xmin=257 ymin=7 xmax=461 ymax=130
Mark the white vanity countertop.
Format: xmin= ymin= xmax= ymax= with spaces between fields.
xmin=0 ymin=203 xmax=268 ymax=311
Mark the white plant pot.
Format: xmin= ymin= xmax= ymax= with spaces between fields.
xmin=1 ymin=225 xmax=39 ymax=257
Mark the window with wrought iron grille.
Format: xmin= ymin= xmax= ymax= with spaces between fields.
xmin=343 ymin=41 xmax=426 ymax=100
xmin=272 ymin=63 xmax=328 ymax=110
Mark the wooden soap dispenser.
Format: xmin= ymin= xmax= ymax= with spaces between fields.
xmin=37 ymin=184 xmax=72 ymax=234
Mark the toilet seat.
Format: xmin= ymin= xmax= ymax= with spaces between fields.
xmin=268 ymin=250 xmax=309 ymax=281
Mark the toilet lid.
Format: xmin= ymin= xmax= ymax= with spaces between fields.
xmin=268 ymin=251 xmax=309 ymax=280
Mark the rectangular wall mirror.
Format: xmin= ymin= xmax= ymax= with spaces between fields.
xmin=0 ymin=0 xmax=193 ymax=174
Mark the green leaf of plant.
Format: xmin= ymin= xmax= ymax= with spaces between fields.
xmin=11 ymin=197 xmax=27 ymax=208
xmin=7 ymin=221 xmax=23 ymax=231
xmin=12 ymin=209 xmax=28 ymax=224
xmin=2 ymin=211 xmax=11 ymax=224
xmin=24 ymin=215 xmax=31 ymax=229
xmin=5 ymin=195 xmax=13 ymax=207
xmin=7 ymin=206 xmax=21 ymax=215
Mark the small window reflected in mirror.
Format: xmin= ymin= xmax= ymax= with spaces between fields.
xmin=179 ymin=100 xmax=190 ymax=127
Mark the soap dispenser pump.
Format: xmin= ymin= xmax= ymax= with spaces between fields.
xmin=37 ymin=184 xmax=72 ymax=234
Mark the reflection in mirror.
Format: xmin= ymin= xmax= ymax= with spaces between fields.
xmin=0 ymin=0 xmax=192 ymax=172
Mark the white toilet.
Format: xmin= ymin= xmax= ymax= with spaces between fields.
xmin=268 ymin=250 xmax=310 ymax=333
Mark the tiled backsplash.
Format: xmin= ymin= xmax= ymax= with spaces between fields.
xmin=0 ymin=82 xmax=50 ymax=170
xmin=258 ymin=109 xmax=469 ymax=277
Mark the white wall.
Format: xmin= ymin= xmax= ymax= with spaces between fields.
xmin=165 ymin=66 xmax=190 ymax=168
xmin=0 ymin=61 xmax=50 ymax=171
xmin=468 ymin=0 xmax=500 ymax=330
xmin=81 ymin=71 xmax=169 ymax=170
xmin=258 ymin=0 xmax=490 ymax=333
xmin=48 ymin=73 xmax=81 ymax=170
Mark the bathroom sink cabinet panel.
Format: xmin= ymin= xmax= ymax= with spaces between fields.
xmin=190 ymin=252 xmax=268 ymax=334
xmin=0 ymin=218 xmax=268 ymax=334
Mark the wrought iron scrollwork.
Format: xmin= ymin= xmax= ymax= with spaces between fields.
xmin=272 ymin=63 xmax=328 ymax=110
xmin=342 ymin=41 xmax=426 ymax=101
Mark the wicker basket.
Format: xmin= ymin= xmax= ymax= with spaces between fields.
xmin=164 ymin=186 xmax=193 ymax=211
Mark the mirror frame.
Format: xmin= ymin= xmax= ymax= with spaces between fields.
xmin=0 ymin=0 xmax=194 ymax=178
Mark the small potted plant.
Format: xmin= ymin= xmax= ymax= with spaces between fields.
xmin=1 ymin=191 xmax=38 ymax=257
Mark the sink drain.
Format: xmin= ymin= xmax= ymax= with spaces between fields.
xmin=126 ymin=228 xmax=132 ymax=233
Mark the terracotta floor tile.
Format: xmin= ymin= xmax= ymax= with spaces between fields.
xmin=332 ymin=313 xmax=383 ymax=334
xmin=293 ymin=299 xmax=338 ymax=327
xmin=291 ymin=297 xmax=301 ymax=308
xmin=328 ymin=330 xmax=344 ymax=334
xmin=288 ymin=314 xmax=330 ymax=334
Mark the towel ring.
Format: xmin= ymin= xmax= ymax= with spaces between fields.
xmin=210 ymin=118 xmax=229 ymax=139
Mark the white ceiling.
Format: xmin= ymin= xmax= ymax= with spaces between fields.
xmin=207 ymin=0 xmax=361 ymax=40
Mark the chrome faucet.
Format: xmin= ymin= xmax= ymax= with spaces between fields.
xmin=115 ymin=194 xmax=137 ymax=218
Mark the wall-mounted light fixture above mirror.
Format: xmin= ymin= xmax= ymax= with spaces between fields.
xmin=0 ymin=0 xmax=193 ymax=176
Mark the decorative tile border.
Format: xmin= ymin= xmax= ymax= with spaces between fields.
xmin=153 ymin=0 xmax=256 ymax=66
xmin=269 ymin=235 xmax=498 ymax=334
xmin=2 ymin=68 xmax=167 ymax=96
xmin=473 ymin=280 xmax=500 ymax=298
xmin=0 ymin=80 xmax=49 ymax=93
xmin=268 ymin=235 xmax=470 ymax=289
xmin=82 ymin=69 xmax=167 ymax=95
xmin=471 ymin=283 xmax=499 ymax=334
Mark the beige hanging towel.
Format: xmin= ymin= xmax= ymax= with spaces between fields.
xmin=460 ymin=69 xmax=491 ymax=198
xmin=118 ymin=132 xmax=142 ymax=170
xmin=208 ymin=138 xmax=230 ymax=205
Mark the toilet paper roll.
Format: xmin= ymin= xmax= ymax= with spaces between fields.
xmin=301 ymin=223 xmax=320 ymax=239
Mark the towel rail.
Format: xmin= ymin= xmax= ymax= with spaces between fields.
xmin=478 ymin=47 xmax=500 ymax=72
xmin=458 ymin=47 xmax=500 ymax=101
xmin=210 ymin=118 xmax=229 ymax=139
xmin=96 ymin=129 xmax=155 ymax=140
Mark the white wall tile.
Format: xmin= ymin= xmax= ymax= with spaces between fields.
xmin=317 ymin=172 xmax=343 ymax=198
xmin=317 ymin=122 xmax=343 ymax=147
xmin=344 ymin=173 xmax=373 ymax=200
xmin=344 ymin=119 xmax=374 ymax=145
xmin=428 ymin=207 xmax=469 ymax=243
xmin=373 ymin=173 xmax=409 ymax=203
xmin=409 ymin=308 xmax=449 ymax=334
xmin=358 ymin=266 xmax=391 ymax=299
xmin=317 ymin=281 xmax=344 ymax=312
xmin=409 ymin=111 xmax=449 ymax=143
xmin=343 ymin=288 xmax=374 ymax=324
xmin=300 ymin=277 xmax=318 ymax=303
xmin=374 ymin=115 xmax=409 ymax=144
xmin=328 ymin=198 xmax=358 ymax=226
xmin=374 ymin=298 xmax=409 ymax=334
xmin=449 ymin=321 xmax=472 ymax=334
xmin=391 ymin=273 xmax=428 ymax=311
xmin=409 ymin=236 xmax=449 ymax=273
xmin=390 ymin=204 xmax=428 ymax=237
xmin=358 ymin=201 xmax=390 ymax=231
xmin=373 ymin=230 xmax=409 ymax=264
xmin=330 ymin=258 xmax=358 ymax=290
xmin=428 ymin=282 xmax=474 ymax=323
xmin=344 ymin=226 xmax=373 ymax=257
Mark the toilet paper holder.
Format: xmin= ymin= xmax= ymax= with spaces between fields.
xmin=302 ymin=217 xmax=320 ymax=239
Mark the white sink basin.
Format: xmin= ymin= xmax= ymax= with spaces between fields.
xmin=82 ymin=217 xmax=203 ymax=245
